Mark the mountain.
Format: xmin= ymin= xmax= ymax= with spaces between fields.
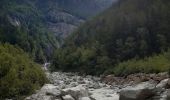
xmin=0 ymin=0 xmax=116 ymax=99
xmin=52 ymin=0 xmax=170 ymax=75
xmin=37 ymin=0 xmax=117 ymax=38
xmin=0 ymin=0 xmax=116 ymax=62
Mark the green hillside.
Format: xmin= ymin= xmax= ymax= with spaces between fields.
xmin=52 ymin=0 xmax=170 ymax=75
xmin=0 ymin=0 xmax=59 ymax=63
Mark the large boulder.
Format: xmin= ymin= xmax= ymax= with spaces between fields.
xmin=61 ymin=85 xmax=89 ymax=100
xmin=119 ymin=82 xmax=156 ymax=100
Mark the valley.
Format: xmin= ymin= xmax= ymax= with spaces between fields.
xmin=0 ymin=0 xmax=170 ymax=100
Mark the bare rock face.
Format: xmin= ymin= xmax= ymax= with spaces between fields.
xmin=42 ymin=0 xmax=117 ymax=39
xmin=46 ymin=11 xmax=84 ymax=38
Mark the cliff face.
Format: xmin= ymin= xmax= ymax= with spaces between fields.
xmin=45 ymin=9 xmax=85 ymax=38
xmin=37 ymin=0 xmax=117 ymax=38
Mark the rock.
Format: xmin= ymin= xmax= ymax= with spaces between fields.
xmin=62 ymin=95 xmax=75 ymax=100
xmin=119 ymin=82 xmax=156 ymax=100
xmin=61 ymin=85 xmax=89 ymax=100
xmin=25 ymin=84 xmax=61 ymax=100
xmin=102 ymin=75 xmax=115 ymax=84
xmin=46 ymin=89 xmax=61 ymax=96
xmin=25 ymin=94 xmax=52 ymax=100
xmin=69 ymin=82 xmax=79 ymax=87
xmin=41 ymin=84 xmax=61 ymax=96
xmin=166 ymin=79 xmax=170 ymax=88
xmin=156 ymin=79 xmax=169 ymax=89
xmin=167 ymin=90 xmax=170 ymax=100
xmin=152 ymin=72 xmax=169 ymax=82
xmin=79 ymin=97 xmax=91 ymax=100
xmin=89 ymin=88 xmax=119 ymax=100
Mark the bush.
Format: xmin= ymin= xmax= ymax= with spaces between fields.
xmin=0 ymin=43 xmax=47 ymax=99
xmin=113 ymin=51 xmax=170 ymax=76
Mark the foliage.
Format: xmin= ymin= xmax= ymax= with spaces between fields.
xmin=113 ymin=51 xmax=170 ymax=76
xmin=0 ymin=43 xmax=47 ymax=100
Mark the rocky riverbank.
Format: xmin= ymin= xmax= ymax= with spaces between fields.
xmin=25 ymin=71 xmax=170 ymax=100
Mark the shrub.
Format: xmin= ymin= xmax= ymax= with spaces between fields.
xmin=0 ymin=43 xmax=47 ymax=99
xmin=113 ymin=51 xmax=170 ymax=76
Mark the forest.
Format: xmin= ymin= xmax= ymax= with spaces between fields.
xmin=52 ymin=0 xmax=170 ymax=75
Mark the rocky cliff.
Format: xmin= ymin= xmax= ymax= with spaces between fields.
xmin=38 ymin=0 xmax=117 ymax=38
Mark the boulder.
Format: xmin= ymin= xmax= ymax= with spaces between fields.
xmin=62 ymin=95 xmax=75 ymax=100
xmin=119 ymin=82 xmax=156 ymax=100
xmin=41 ymin=84 xmax=61 ymax=96
xmin=25 ymin=84 xmax=61 ymax=100
xmin=156 ymin=79 xmax=169 ymax=89
xmin=61 ymin=85 xmax=89 ymax=100
xmin=89 ymin=88 xmax=119 ymax=100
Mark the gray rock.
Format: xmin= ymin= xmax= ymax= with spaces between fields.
xmin=156 ymin=79 xmax=169 ymax=89
xmin=167 ymin=90 xmax=170 ymax=100
xmin=61 ymin=85 xmax=89 ymax=100
xmin=62 ymin=95 xmax=75 ymax=100
xmin=119 ymin=82 xmax=156 ymax=100
xmin=25 ymin=84 xmax=60 ymax=100
xmin=79 ymin=97 xmax=91 ymax=100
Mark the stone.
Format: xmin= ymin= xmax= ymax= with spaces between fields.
xmin=25 ymin=84 xmax=61 ymax=100
xmin=89 ymin=88 xmax=119 ymax=100
xmin=25 ymin=95 xmax=52 ymax=100
xmin=79 ymin=97 xmax=91 ymax=100
xmin=62 ymin=95 xmax=75 ymax=100
xmin=166 ymin=79 xmax=170 ymax=88
xmin=156 ymin=79 xmax=169 ymax=89
xmin=102 ymin=75 xmax=115 ymax=84
xmin=46 ymin=89 xmax=61 ymax=96
xmin=167 ymin=90 xmax=170 ymax=100
xmin=61 ymin=85 xmax=89 ymax=100
xmin=119 ymin=82 xmax=156 ymax=100
xmin=69 ymin=82 xmax=79 ymax=87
